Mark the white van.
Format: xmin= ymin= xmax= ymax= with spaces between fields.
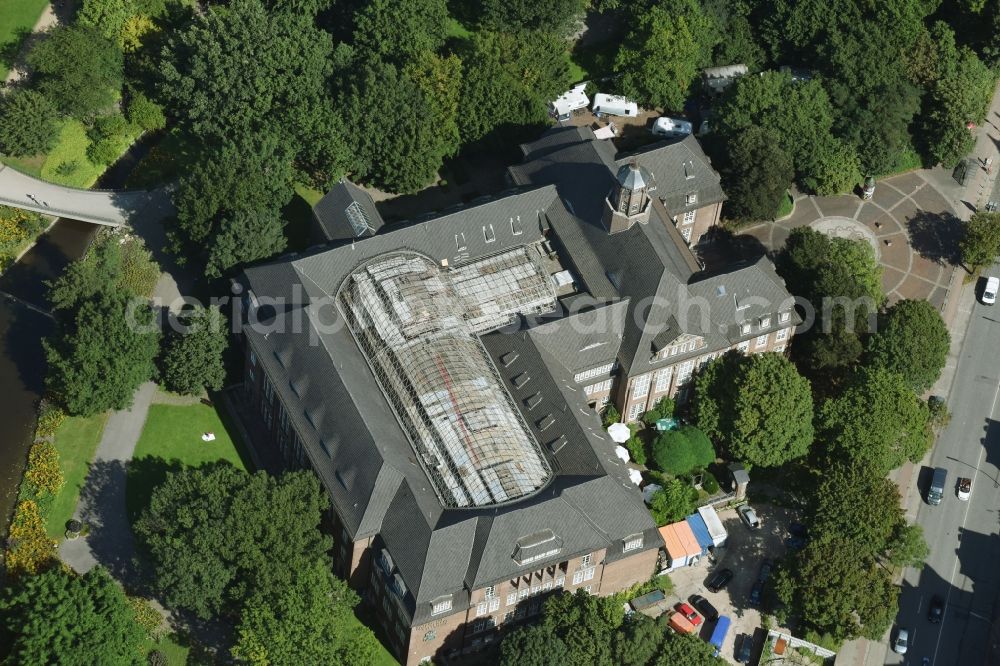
xmin=984 ymin=276 xmax=998 ymax=305
xmin=592 ymin=93 xmax=639 ymax=118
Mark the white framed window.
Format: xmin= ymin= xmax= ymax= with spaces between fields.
xmin=484 ymin=585 xmax=496 ymax=599
xmin=774 ymin=345 xmax=786 ymax=353
xmin=737 ymin=340 xmax=750 ymax=353
xmin=779 ymin=311 xmax=791 ymax=323
xmin=530 ymin=584 xmax=541 ymax=596
xmin=681 ymin=227 xmax=692 ymax=241
xmin=627 ymin=403 xmax=643 ymax=422
xmin=473 ymin=619 xmax=486 ymax=633
xmin=655 ymin=368 xmax=672 ymax=393
xmin=506 ymin=593 xmax=517 ymax=606
xmin=581 ymin=554 xmax=592 ymax=567
xmin=489 ymin=598 xmax=500 ymax=612
xmin=624 ymin=535 xmax=643 ymax=552
xmin=542 ymin=581 xmax=552 ymax=592
xmin=518 ymin=588 xmax=529 ymax=600
xmin=583 ymin=567 xmax=595 ymax=581
xmin=573 ymin=363 xmax=615 ymax=383
xmin=476 ymin=602 xmax=488 ymax=617
xmin=756 ymin=334 xmax=768 ymax=348
xmin=572 ymin=571 xmax=584 ymax=585
xmin=759 ymin=316 xmax=771 ymax=328
xmin=583 ymin=585 xmax=593 ymax=594
xmin=455 ymin=233 xmax=467 ymax=251
xmin=483 ymin=224 xmax=496 ymax=243
xmin=683 ymin=210 xmax=696 ymax=224
xmin=776 ymin=328 xmax=789 ymax=341
xmin=670 ymin=345 xmax=679 ymax=356
xmin=632 ymin=374 xmax=651 ymax=399
xmin=431 ymin=599 xmax=452 ymax=615
xmin=685 ymin=192 xmax=698 ymax=205
xmin=555 ymin=576 xmax=565 ymax=587
xmin=740 ymin=322 xmax=751 ymax=335
xmin=584 ymin=379 xmax=613 ymax=395
xmin=677 ymin=360 xmax=695 ymax=381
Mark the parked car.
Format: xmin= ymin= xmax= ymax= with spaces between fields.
xmin=706 ymin=568 xmax=733 ymax=592
xmin=893 ymin=627 xmax=910 ymax=654
xmin=675 ymin=602 xmax=703 ymax=626
xmin=958 ymin=477 xmax=972 ymax=501
xmin=983 ymin=275 xmax=998 ymax=305
xmin=650 ymin=116 xmax=693 ymax=138
xmin=739 ymin=505 xmax=761 ymax=529
xmin=689 ymin=594 xmax=719 ymax=621
xmin=928 ymin=595 xmax=945 ymax=623
xmin=749 ymin=581 xmax=764 ymax=607
xmin=757 ymin=560 xmax=773 ymax=582
xmin=736 ymin=634 xmax=754 ymax=663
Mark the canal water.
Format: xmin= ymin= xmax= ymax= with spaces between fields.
xmin=0 ymin=219 xmax=98 ymax=536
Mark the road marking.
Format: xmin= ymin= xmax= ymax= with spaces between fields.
xmin=931 ymin=364 xmax=999 ymax=664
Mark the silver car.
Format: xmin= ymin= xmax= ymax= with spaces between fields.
xmin=893 ymin=627 xmax=910 ymax=654
xmin=739 ymin=505 xmax=761 ymax=529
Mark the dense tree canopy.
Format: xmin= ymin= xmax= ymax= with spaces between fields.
xmin=162 ymin=305 xmax=229 ymax=395
xmin=695 ymin=352 xmax=814 ymax=467
xmin=866 ymin=299 xmax=950 ymax=392
xmin=233 ymin=561 xmax=381 ymax=666
xmin=648 ymin=478 xmax=697 ymax=525
xmin=458 ymin=30 xmax=571 ymax=145
xmin=45 ymin=290 xmax=161 ymax=416
xmin=0 ymin=90 xmax=59 ymax=157
xmin=134 ymin=464 xmax=333 ymax=618
xmin=27 ymin=24 xmax=124 ymax=119
xmin=48 ymin=233 xmax=160 ymax=311
xmin=352 ymin=0 xmax=449 ymax=64
xmin=651 ymin=425 xmax=715 ymax=475
xmin=615 ymin=0 xmax=717 ymax=111
xmin=960 ymin=210 xmax=1000 ymax=273
xmin=473 ymin=0 xmax=587 ymax=34
xmin=818 ymin=367 xmax=932 ymax=473
xmin=719 ymin=126 xmax=793 ymax=221
xmin=0 ymin=567 xmax=146 ymax=666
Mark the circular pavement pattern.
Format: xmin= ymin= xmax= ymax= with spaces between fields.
xmin=742 ymin=172 xmax=962 ymax=310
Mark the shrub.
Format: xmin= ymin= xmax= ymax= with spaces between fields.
xmin=25 ymin=442 xmax=64 ymax=496
xmin=651 ymin=426 xmax=715 ymax=475
xmin=87 ymin=137 xmax=123 ymax=165
xmin=127 ymin=92 xmax=166 ymax=132
xmin=128 ymin=596 xmax=164 ymax=639
xmin=4 ymin=500 xmax=57 ymax=578
xmin=601 ymin=404 xmax=620 ymax=427
xmin=148 ymin=651 xmax=168 ymax=666
xmin=624 ymin=435 xmax=646 ymax=466
xmin=701 ymin=471 xmax=720 ymax=494
xmin=648 ymin=479 xmax=696 ymax=525
xmin=89 ymin=113 xmax=130 ymax=142
xmin=0 ymin=90 xmax=60 ymax=156
xmin=118 ymin=236 xmax=160 ymax=297
xmin=35 ymin=399 xmax=67 ymax=438
xmin=642 ymin=397 xmax=675 ymax=426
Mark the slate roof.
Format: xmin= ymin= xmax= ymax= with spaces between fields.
xmin=312 ymin=178 xmax=386 ymax=242
xmin=617 ymin=134 xmax=726 ymax=217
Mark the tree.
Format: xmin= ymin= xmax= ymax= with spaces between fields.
xmin=719 ymin=126 xmax=794 ymax=222
xmin=204 ymin=208 xmax=287 ymax=278
xmin=651 ymin=425 xmax=715 ymax=475
xmin=655 ymin=631 xmax=727 ymax=665
xmin=866 ymin=299 xmax=949 ymax=392
xmin=541 ymin=590 xmax=625 ymax=666
xmin=811 ymin=464 xmax=905 ymax=560
xmin=648 ymin=478 xmax=695 ymax=525
xmin=134 ymin=465 xmax=333 ymax=618
xmin=233 ymin=561 xmax=381 ymax=666
xmin=162 ymin=305 xmax=229 ymax=395
xmin=474 ymin=0 xmax=587 ymax=35
xmin=695 ymin=352 xmax=814 ymax=467
xmin=819 ymin=367 xmax=932 ymax=474
xmin=340 ymin=60 xmax=459 ymax=193
xmin=960 ymin=211 xmax=1000 ymax=273
xmin=352 ymin=0 xmax=448 ymax=64
xmin=801 ymin=137 xmax=861 ymax=196
xmin=48 ymin=233 xmax=159 ymax=311
xmin=0 ymin=567 xmax=146 ymax=665
xmin=642 ymin=396 xmax=675 ymax=425
xmin=0 ymin=90 xmax=59 ymax=156
xmin=126 ymin=92 xmax=166 ymax=132
xmin=500 ymin=624 xmax=570 ymax=666
xmin=613 ymin=614 xmax=665 ymax=666
xmin=775 ymin=539 xmax=898 ymax=641
xmin=886 ymin=523 xmax=930 ymax=569
xmin=614 ymin=0 xmax=717 ymax=111
xmin=458 ymin=30 xmax=570 ymax=145
xmin=27 ymin=24 xmax=124 ymax=119
xmin=45 ymin=291 xmax=161 ymax=416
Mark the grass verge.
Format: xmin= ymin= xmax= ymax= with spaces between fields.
xmin=126 ymin=400 xmax=250 ymax=522
xmin=46 ymin=412 xmax=109 ymax=539
xmin=0 ymin=0 xmax=49 ymax=79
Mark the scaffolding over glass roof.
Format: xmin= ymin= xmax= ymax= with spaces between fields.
xmin=338 ymin=251 xmax=556 ymax=508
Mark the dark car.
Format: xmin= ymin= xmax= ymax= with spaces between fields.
xmin=706 ymin=568 xmax=734 ymax=593
xmin=689 ymin=594 xmax=719 ymax=621
xmin=736 ymin=634 xmax=754 ymax=663
xmin=928 ymin=595 xmax=945 ymax=623
xmin=749 ymin=580 xmax=764 ymax=607
xmin=758 ymin=560 xmax=773 ymax=582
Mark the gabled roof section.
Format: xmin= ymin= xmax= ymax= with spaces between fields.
xmin=312 ymin=178 xmax=385 ymax=242
xmin=527 ymin=300 xmax=628 ymax=376
xmin=619 ymin=135 xmax=725 ymax=216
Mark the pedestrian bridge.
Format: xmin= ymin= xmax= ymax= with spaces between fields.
xmin=0 ymin=163 xmax=172 ymax=227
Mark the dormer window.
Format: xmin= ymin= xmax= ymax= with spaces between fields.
xmin=685 ymin=192 xmax=698 ymax=205
xmin=431 ymin=597 xmax=453 ymax=615
xmin=759 ymin=316 xmax=771 ymax=329
xmin=455 ymin=233 xmax=467 ymax=251
xmin=623 ymin=534 xmax=643 ymax=552
xmin=483 ymin=224 xmax=496 ymax=243
xmin=684 ymin=160 xmax=695 ymax=179
xmin=510 ymin=216 xmax=523 ymax=235
xmin=779 ymin=311 xmax=791 ymax=323
xmin=740 ymin=322 xmax=751 ymax=335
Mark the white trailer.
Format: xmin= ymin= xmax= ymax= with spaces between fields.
xmin=651 ymin=116 xmax=693 ymax=138
xmin=591 ymin=93 xmax=639 ymax=118
xmin=549 ymin=83 xmax=590 ymax=120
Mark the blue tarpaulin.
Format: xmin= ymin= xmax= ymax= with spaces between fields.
xmin=685 ymin=513 xmax=714 ymax=554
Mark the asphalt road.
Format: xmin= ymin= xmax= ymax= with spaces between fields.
xmin=888 ymin=272 xmax=1000 ymax=666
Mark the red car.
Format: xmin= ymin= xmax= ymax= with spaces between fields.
xmin=675 ymin=602 xmax=703 ymax=626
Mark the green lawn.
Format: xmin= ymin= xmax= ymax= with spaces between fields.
xmin=126 ymin=401 xmax=251 ymax=521
xmin=46 ymin=412 xmax=109 ymax=539
xmin=144 ymin=633 xmax=190 ymax=666
xmin=0 ymin=0 xmax=48 ymax=79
